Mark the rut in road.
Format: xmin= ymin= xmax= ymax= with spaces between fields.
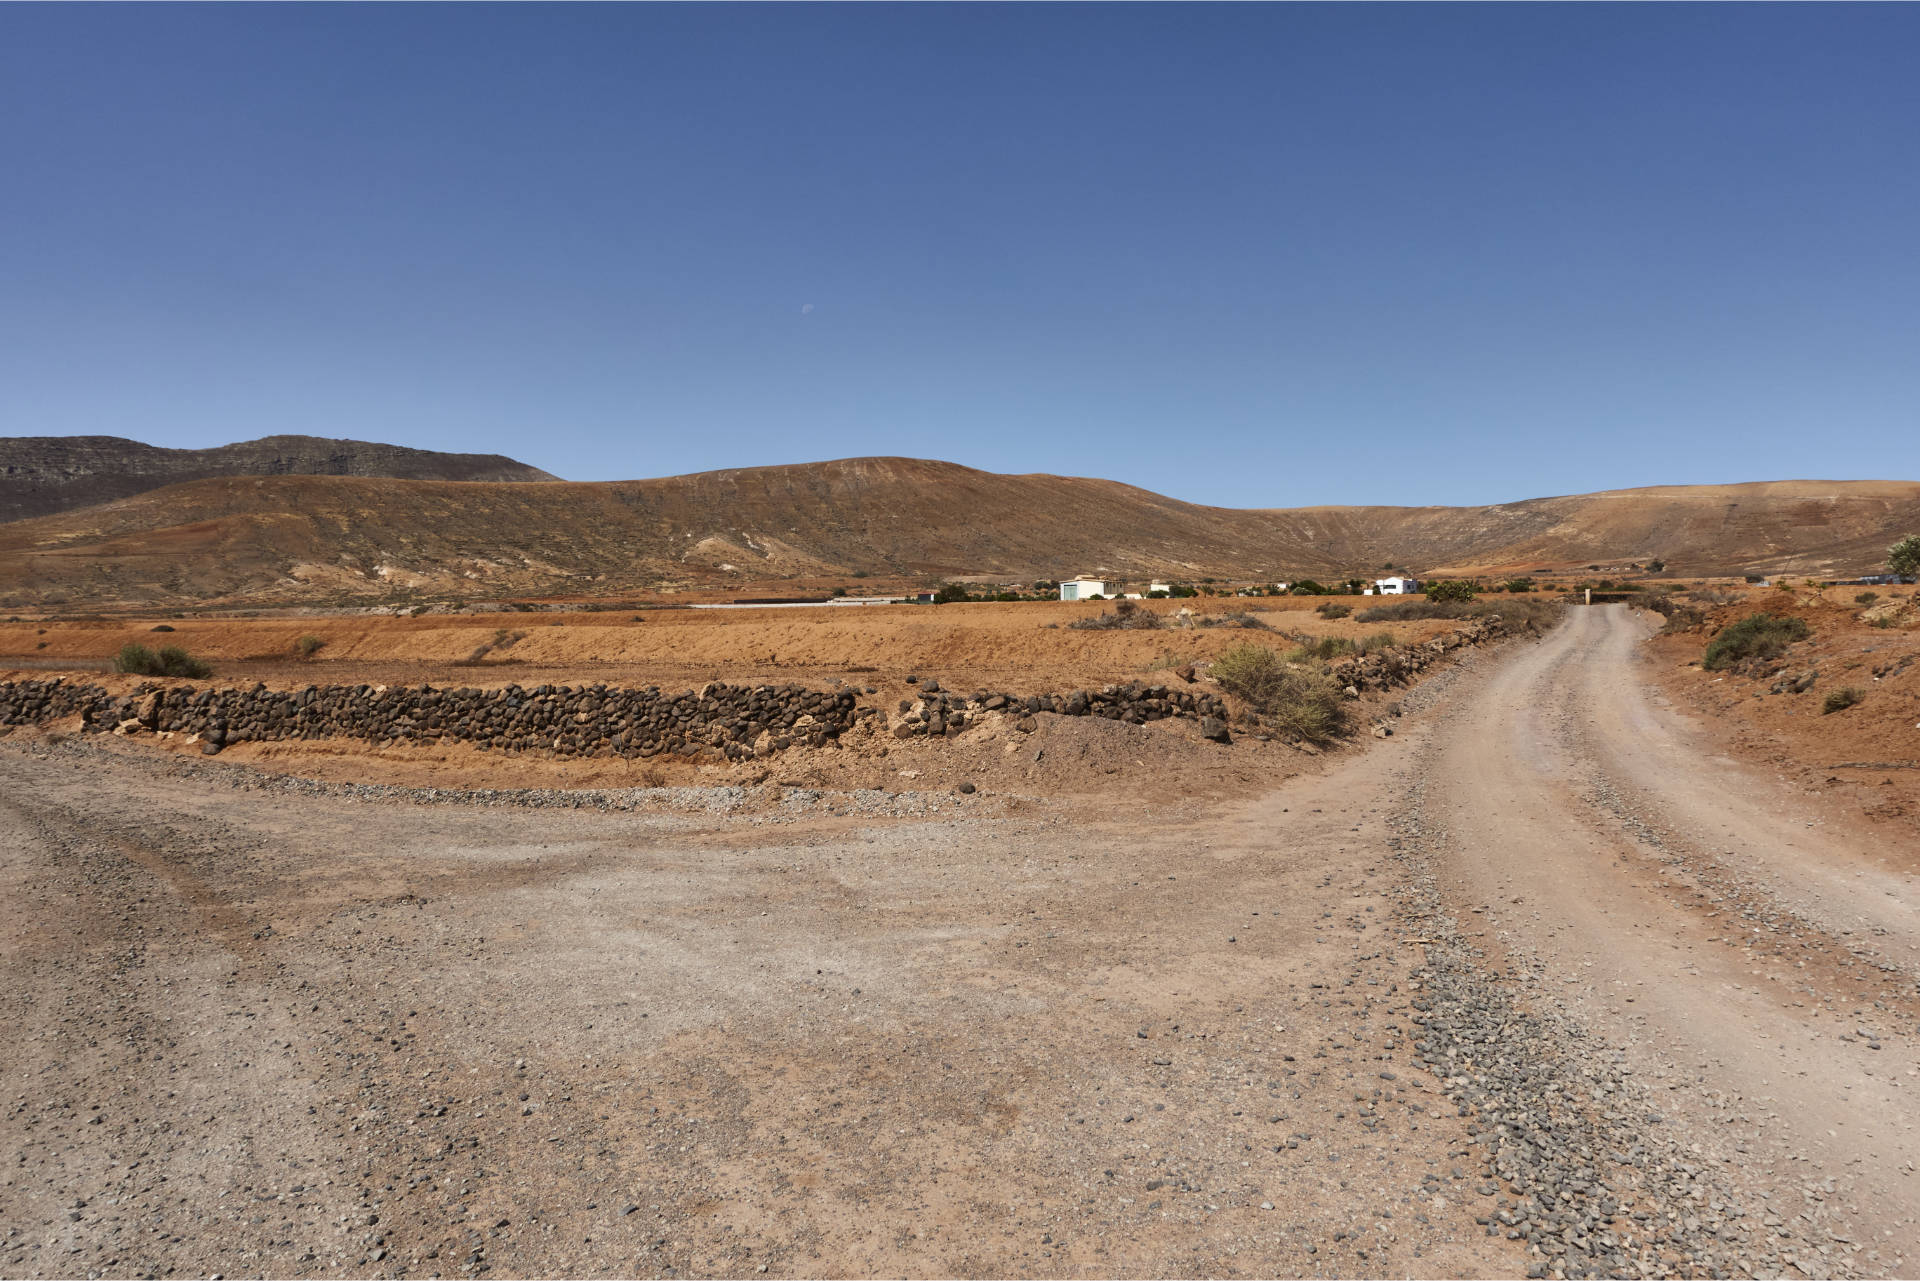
xmin=1408 ymin=604 xmax=1920 ymax=1278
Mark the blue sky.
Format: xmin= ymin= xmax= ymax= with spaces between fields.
xmin=2 ymin=4 xmax=1915 ymax=508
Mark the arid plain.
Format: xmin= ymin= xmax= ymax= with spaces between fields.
xmin=4 ymin=575 xmax=1919 ymax=1280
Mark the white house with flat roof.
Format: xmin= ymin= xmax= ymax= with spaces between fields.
xmin=1368 ymin=576 xmax=1422 ymax=595
xmin=1059 ymin=577 xmax=1108 ymax=601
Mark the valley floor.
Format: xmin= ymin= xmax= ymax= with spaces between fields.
xmin=3 ymin=606 xmax=1916 ymax=1279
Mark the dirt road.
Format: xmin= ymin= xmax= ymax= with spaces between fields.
xmin=3 ymin=604 xmax=1916 ymax=1279
xmin=1408 ymin=605 xmax=1920 ymax=1277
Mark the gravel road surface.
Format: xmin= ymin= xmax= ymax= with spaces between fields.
xmin=3 ymin=604 xmax=1915 ymax=1279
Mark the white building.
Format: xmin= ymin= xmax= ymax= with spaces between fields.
xmin=1370 ymin=576 xmax=1422 ymax=595
xmin=1059 ymin=577 xmax=1108 ymax=601
xmin=1148 ymin=581 xmax=1173 ymax=595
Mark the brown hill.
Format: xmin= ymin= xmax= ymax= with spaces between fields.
xmin=0 ymin=434 xmax=558 ymax=524
xmin=0 ymin=458 xmax=1913 ymax=609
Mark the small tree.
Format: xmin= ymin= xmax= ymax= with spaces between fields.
xmin=932 ymin=582 xmax=971 ymax=604
xmin=1425 ymin=579 xmax=1477 ymax=602
xmin=1890 ymin=534 xmax=1920 ymax=578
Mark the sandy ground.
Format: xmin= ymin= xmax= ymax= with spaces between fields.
xmin=7 ymin=605 xmax=1919 ymax=1279
xmin=0 ymin=727 xmax=1515 ymax=1279
xmin=0 ymin=599 xmax=1457 ymax=699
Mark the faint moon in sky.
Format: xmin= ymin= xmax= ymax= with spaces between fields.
xmin=800 ymin=302 xmax=815 ymax=315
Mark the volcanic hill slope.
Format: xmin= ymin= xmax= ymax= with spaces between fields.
xmin=0 ymin=434 xmax=558 ymax=524
xmin=0 ymin=457 xmax=1914 ymax=608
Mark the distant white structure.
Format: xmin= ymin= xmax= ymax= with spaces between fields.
xmin=1149 ymin=581 xmax=1173 ymax=595
xmin=1059 ymin=577 xmax=1108 ymax=601
xmin=1370 ymin=576 xmax=1422 ymax=596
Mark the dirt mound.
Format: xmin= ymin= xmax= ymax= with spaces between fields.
xmin=0 ymin=454 xmax=1914 ymax=608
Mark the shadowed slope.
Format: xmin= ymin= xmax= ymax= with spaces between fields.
xmin=0 ymin=434 xmax=558 ymax=523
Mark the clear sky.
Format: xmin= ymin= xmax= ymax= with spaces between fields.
xmin=3 ymin=4 xmax=1916 ymax=508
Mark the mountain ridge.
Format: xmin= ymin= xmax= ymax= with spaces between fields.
xmin=0 ymin=454 xmax=1914 ymax=609
xmin=0 ymin=433 xmax=559 ymax=524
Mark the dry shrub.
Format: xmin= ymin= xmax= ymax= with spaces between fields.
xmin=1702 ymin=614 xmax=1810 ymax=671
xmin=1211 ymin=643 xmax=1345 ymax=742
xmin=1197 ymin=609 xmax=1272 ymax=630
xmin=1067 ymin=600 xmax=1165 ymax=631
xmin=114 ymin=643 xmax=211 ymax=679
xmin=1822 ymin=687 xmax=1864 ymax=714
xmin=1287 ymin=636 xmax=1354 ymax=662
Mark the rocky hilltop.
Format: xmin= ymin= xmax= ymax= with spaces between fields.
xmin=0 ymin=434 xmax=558 ymax=523
xmin=0 ymin=455 xmax=1914 ymax=609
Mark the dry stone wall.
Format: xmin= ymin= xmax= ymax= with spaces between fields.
xmin=0 ymin=679 xmax=869 ymax=761
xmin=0 ymin=676 xmax=1232 ymax=759
xmin=886 ymin=679 xmax=1228 ymax=740
xmin=1326 ymin=614 xmax=1523 ymax=694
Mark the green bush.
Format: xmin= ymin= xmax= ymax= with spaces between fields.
xmin=1210 ymin=643 xmax=1346 ymax=742
xmin=295 ymin=634 xmax=326 ymax=658
xmin=114 ymin=643 xmax=212 ymax=679
xmin=1855 ymin=591 xmax=1879 ymax=606
xmin=1822 ymin=687 xmax=1864 ymax=714
xmin=1502 ymin=578 xmax=1535 ymax=593
xmin=1424 ymin=579 xmax=1477 ymax=602
xmin=1889 ymin=534 xmax=1920 ymax=578
xmin=1701 ymin=614 xmax=1811 ymax=671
